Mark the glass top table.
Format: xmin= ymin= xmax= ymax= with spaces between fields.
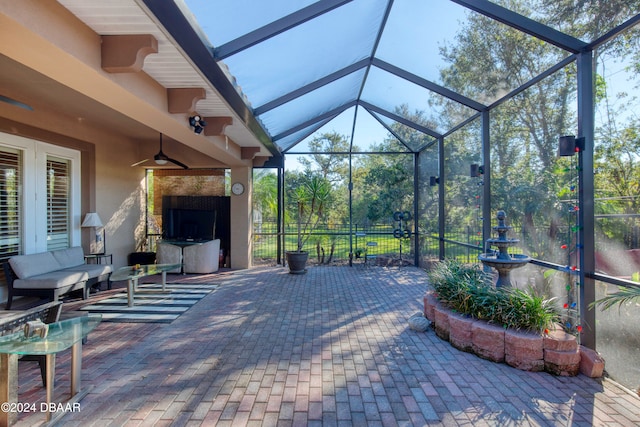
xmin=111 ymin=263 xmax=182 ymax=306
xmin=0 ymin=314 xmax=101 ymax=355
xmin=0 ymin=314 xmax=102 ymax=424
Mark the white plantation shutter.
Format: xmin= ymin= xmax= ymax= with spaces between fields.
xmin=46 ymin=156 xmax=70 ymax=250
xmin=0 ymin=147 xmax=22 ymax=260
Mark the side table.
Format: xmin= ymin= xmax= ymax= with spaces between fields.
xmin=84 ymin=254 xmax=113 ymax=291
xmin=84 ymin=253 xmax=112 ymax=265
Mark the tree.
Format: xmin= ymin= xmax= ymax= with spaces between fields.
xmin=286 ymin=133 xmax=350 ymax=261
xmin=353 ymin=105 xmax=426 ymax=224
xmin=434 ymin=0 xmax=640 ymax=263
xmin=294 ymin=132 xmax=352 ymax=225
xmin=297 ymin=131 xmax=351 ymax=184
xmin=290 ymin=174 xmax=331 ymax=252
xmin=437 ymin=0 xmax=576 ymax=261
xmin=253 ymin=169 xmax=278 ymax=220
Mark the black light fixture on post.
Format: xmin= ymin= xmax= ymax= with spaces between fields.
xmin=470 ymin=164 xmax=484 ymax=177
xmin=558 ymin=135 xmax=585 ymax=156
xmin=189 ymin=115 xmax=207 ymax=134
xmin=430 ymin=176 xmax=440 ymax=186
xmin=81 ymin=212 xmax=105 ymax=254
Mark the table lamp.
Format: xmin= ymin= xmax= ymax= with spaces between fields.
xmin=81 ymin=212 xmax=105 ymax=254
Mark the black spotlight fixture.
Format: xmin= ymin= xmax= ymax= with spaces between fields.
xmin=430 ymin=176 xmax=440 ymax=186
xmin=189 ymin=115 xmax=207 ymax=134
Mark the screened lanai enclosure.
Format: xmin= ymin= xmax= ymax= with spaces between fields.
xmin=146 ymin=0 xmax=640 ymax=392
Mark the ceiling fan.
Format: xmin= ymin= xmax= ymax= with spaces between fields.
xmin=0 ymin=94 xmax=33 ymax=111
xmin=132 ymin=134 xmax=188 ymax=169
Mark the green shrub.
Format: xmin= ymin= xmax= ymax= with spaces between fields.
xmin=427 ymin=259 xmax=559 ymax=332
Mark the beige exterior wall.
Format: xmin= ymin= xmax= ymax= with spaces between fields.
xmin=0 ymin=118 xmax=147 ymax=269
xmin=0 ymin=0 xmax=259 ymax=306
xmin=93 ymin=135 xmax=147 ymax=268
xmin=230 ymin=167 xmax=253 ymax=270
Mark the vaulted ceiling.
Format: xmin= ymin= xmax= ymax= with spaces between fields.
xmin=4 ymin=1 xmax=639 ymax=167
xmin=141 ymin=0 xmax=639 ymax=156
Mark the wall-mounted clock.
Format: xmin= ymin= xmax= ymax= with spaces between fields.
xmin=231 ymin=182 xmax=245 ymax=195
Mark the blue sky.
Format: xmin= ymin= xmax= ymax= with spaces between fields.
xmin=182 ymin=0 xmax=467 ymax=153
xmin=180 ymin=0 xmax=639 ymax=162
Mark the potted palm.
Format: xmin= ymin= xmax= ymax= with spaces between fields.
xmin=286 ymin=175 xmax=331 ymax=274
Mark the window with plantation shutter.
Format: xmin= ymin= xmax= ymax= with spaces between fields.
xmin=0 ymin=132 xmax=80 ymax=261
xmin=0 ymin=147 xmax=22 ymax=260
xmin=47 ymin=156 xmax=70 ymax=251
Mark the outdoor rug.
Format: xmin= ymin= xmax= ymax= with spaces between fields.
xmin=80 ymin=283 xmax=218 ymax=323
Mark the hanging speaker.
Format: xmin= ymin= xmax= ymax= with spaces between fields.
xmin=558 ymin=135 xmax=576 ymax=156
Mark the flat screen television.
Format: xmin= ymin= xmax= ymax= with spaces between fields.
xmin=163 ymin=208 xmax=216 ymax=241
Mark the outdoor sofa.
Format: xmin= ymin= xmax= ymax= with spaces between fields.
xmin=3 ymin=247 xmax=112 ymax=309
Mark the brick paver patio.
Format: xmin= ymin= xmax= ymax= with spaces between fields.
xmin=12 ymin=265 xmax=639 ymax=426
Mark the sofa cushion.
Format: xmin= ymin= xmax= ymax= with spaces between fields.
xmin=52 ymin=247 xmax=85 ymax=269
xmin=9 ymin=252 xmax=61 ymax=279
xmin=13 ymin=270 xmax=89 ymax=290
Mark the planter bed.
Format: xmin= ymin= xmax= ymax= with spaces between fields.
xmin=423 ymin=291 xmax=604 ymax=377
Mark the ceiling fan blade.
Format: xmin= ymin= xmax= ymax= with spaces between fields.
xmin=0 ymin=95 xmax=33 ymax=111
xmin=131 ymin=158 xmax=149 ymax=167
xmin=167 ymin=157 xmax=189 ymax=169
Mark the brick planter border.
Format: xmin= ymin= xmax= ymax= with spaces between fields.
xmin=433 ymin=304 xmax=450 ymax=341
xmin=472 ymin=321 xmax=505 ymax=362
xmin=423 ymin=291 xmax=603 ymax=377
xmin=505 ymin=329 xmax=544 ymax=372
xmin=448 ymin=312 xmax=475 ymax=353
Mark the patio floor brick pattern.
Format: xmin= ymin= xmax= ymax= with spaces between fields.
xmin=12 ymin=266 xmax=640 ymax=426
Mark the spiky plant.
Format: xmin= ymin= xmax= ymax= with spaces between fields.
xmin=590 ymin=285 xmax=640 ymax=312
xmin=501 ymin=288 xmax=559 ymax=331
xmin=427 ymin=259 xmax=560 ymax=332
xmin=291 ymin=175 xmax=331 ymax=252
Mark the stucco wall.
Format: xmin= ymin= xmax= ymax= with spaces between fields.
xmin=0 ymin=0 xmax=256 ymax=305
xmin=93 ymin=135 xmax=147 ymax=268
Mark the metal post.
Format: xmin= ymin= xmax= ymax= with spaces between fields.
xmin=277 ymin=164 xmax=284 ymax=265
xmin=349 ymin=153 xmax=354 ymax=266
xmin=71 ymin=339 xmax=82 ymax=396
xmin=438 ymin=136 xmax=445 ymax=259
xmin=413 ymin=151 xmax=420 ymax=266
xmin=482 ymin=111 xmax=491 ymax=249
xmin=577 ymin=50 xmax=596 ymax=349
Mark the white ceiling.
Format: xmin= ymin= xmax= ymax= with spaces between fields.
xmin=56 ymin=0 xmax=272 ymax=158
